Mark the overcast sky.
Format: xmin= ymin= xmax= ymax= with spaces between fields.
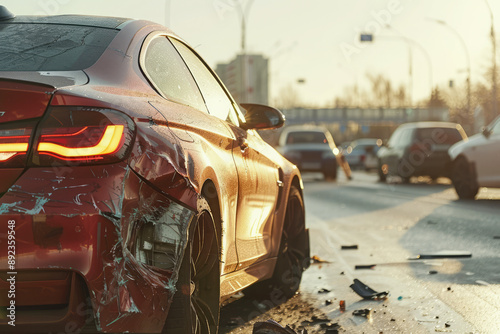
xmin=2 ymin=0 xmax=499 ymax=107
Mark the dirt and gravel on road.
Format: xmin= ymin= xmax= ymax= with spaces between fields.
xmin=219 ymin=292 xmax=343 ymax=334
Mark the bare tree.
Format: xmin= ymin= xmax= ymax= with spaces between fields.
xmin=272 ymin=84 xmax=303 ymax=109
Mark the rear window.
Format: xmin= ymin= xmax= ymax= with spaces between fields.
xmin=286 ymin=131 xmax=328 ymax=144
xmin=353 ymin=144 xmax=380 ymax=154
xmin=0 ymin=23 xmax=118 ymax=71
xmin=416 ymin=127 xmax=463 ymax=145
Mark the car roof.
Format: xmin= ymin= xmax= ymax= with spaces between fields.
xmin=397 ymin=121 xmax=460 ymax=129
xmin=1 ymin=15 xmax=133 ymax=29
xmin=350 ymin=138 xmax=380 ymax=145
xmin=279 ymin=125 xmax=336 ymax=147
xmin=281 ymin=125 xmax=330 ymax=134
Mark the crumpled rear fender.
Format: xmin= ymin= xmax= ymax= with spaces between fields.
xmin=0 ymin=162 xmax=195 ymax=333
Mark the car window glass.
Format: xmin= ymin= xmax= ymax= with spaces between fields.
xmin=490 ymin=118 xmax=500 ymax=135
xmin=169 ymin=38 xmax=238 ymax=125
xmin=396 ymin=129 xmax=413 ymax=147
xmin=387 ymin=129 xmax=401 ymax=147
xmin=0 ymin=24 xmax=118 ymax=71
xmin=416 ymin=128 xmax=463 ymax=145
xmin=143 ymin=36 xmax=207 ymax=113
xmin=286 ymin=131 xmax=328 ymax=144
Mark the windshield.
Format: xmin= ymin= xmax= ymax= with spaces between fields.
xmin=0 ymin=23 xmax=117 ymax=71
xmin=286 ymin=131 xmax=328 ymax=144
xmin=416 ymin=127 xmax=464 ymax=145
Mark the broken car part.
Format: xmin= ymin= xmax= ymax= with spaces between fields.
xmin=350 ymin=279 xmax=389 ymax=300
xmin=408 ymin=250 xmax=472 ymax=260
xmin=352 ymin=308 xmax=372 ymax=317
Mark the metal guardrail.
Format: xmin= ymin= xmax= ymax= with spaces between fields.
xmin=282 ymin=107 xmax=449 ymax=125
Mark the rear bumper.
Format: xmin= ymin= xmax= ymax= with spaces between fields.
xmin=289 ymin=157 xmax=337 ymax=173
xmin=0 ymin=270 xmax=94 ymax=333
xmin=0 ymin=163 xmax=195 ymax=333
xmin=406 ymin=154 xmax=452 ymax=177
xmin=0 ymin=213 xmax=179 ymax=333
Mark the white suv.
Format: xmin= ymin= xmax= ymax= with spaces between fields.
xmin=449 ymin=116 xmax=500 ymax=199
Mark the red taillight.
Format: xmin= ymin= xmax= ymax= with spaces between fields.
xmin=0 ymin=128 xmax=32 ymax=165
xmin=32 ymin=107 xmax=134 ymax=166
xmin=38 ymin=125 xmax=125 ymax=160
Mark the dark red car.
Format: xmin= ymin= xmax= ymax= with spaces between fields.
xmin=0 ymin=7 xmax=309 ymax=333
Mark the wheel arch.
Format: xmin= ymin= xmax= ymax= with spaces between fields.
xmin=453 ymin=154 xmax=475 ymax=172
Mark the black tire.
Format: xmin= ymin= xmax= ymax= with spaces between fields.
xmin=323 ymin=168 xmax=337 ymax=181
xmin=400 ymin=176 xmax=411 ymax=184
xmin=245 ymin=186 xmax=309 ymax=300
xmin=378 ymin=162 xmax=387 ymax=182
xmin=163 ymin=198 xmax=220 ymax=334
xmin=322 ymin=159 xmax=338 ymax=181
xmin=452 ymin=157 xmax=479 ymax=200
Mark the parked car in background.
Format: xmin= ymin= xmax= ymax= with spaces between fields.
xmin=279 ymin=126 xmax=339 ymax=180
xmin=0 ymin=9 xmax=310 ymax=334
xmin=343 ymin=138 xmax=382 ymax=170
xmin=377 ymin=122 xmax=467 ymax=182
xmin=449 ymin=116 xmax=500 ymax=199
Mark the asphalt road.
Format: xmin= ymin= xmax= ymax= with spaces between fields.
xmin=221 ymin=171 xmax=500 ymax=333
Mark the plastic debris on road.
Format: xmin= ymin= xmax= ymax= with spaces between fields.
xmin=311 ymin=255 xmax=331 ymax=263
xmin=350 ymin=279 xmax=389 ymax=300
xmin=408 ymin=250 xmax=472 ymax=260
xmin=352 ymin=308 xmax=372 ymax=317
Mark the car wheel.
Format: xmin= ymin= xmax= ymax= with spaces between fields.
xmin=323 ymin=168 xmax=337 ymax=181
xmin=400 ymin=176 xmax=411 ymax=184
xmin=245 ymin=186 xmax=309 ymax=300
xmin=378 ymin=162 xmax=387 ymax=182
xmin=163 ymin=197 xmax=220 ymax=334
xmin=452 ymin=157 xmax=479 ymax=200
xmin=377 ymin=159 xmax=388 ymax=182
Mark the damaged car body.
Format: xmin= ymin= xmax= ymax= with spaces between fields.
xmin=0 ymin=11 xmax=309 ymax=334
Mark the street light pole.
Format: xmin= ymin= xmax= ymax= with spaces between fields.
xmin=384 ymin=25 xmax=434 ymax=108
xmin=164 ymin=0 xmax=171 ymax=27
xmin=234 ymin=0 xmax=255 ymax=102
xmin=360 ymin=27 xmax=434 ymax=108
xmin=483 ymin=0 xmax=498 ymax=119
xmin=428 ymin=18 xmax=471 ymax=127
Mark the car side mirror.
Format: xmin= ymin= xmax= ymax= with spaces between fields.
xmin=482 ymin=127 xmax=491 ymax=138
xmin=239 ymin=103 xmax=285 ymax=130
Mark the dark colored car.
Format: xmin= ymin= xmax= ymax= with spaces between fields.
xmin=0 ymin=8 xmax=310 ymax=334
xmin=377 ymin=122 xmax=467 ymax=182
xmin=278 ymin=126 xmax=338 ymax=180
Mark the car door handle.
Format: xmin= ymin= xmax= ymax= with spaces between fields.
xmin=238 ymin=138 xmax=249 ymax=151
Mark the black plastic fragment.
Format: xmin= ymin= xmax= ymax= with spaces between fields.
xmin=355 ymin=264 xmax=376 ymax=270
xmin=352 ymin=308 xmax=372 ymax=317
xmin=408 ymin=250 xmax=472 ymax=260
xmin=341 ymin=245 xmax=358 ymax=250
xmin=350 ymin=279 xmax=389 ymax=300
